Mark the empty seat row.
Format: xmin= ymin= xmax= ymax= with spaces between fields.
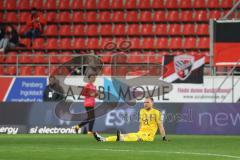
xmin=19 ymin=37 xmax=209 ymax=50
xmin=1 ymin=0 xmax=234 ymax=10
xmin=42 ymin=24 xmax=209 ymax=36
xmin=0 ymin=52 xmax=72 ymax=64
xmin=0 ymin=65 xmax=70 ymax=76
xmin=1 ymin=10 xmax=226 ymax=23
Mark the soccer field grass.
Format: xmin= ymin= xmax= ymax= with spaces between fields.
xmin=0 ymin=135 xmax=240 ymax=160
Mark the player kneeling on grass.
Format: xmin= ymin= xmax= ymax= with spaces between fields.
xmin=93 ymin=97 xmax=167 ymax=142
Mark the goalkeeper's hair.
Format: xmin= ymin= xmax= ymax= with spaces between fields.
xmin=146 ymin=96 xmax=154 ymax=102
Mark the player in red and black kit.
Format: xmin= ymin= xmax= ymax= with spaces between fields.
xmin=74 ymin=74 xmax=98 ymax=134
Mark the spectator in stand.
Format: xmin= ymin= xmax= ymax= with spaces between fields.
xmin=0 ymin=25 xmax=24 ymax=53
xmin=24 ymin=8 xmax=46 ymax=42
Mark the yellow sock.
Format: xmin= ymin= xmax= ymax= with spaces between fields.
xmin=106 ymin=136 xmax=117 ymax=142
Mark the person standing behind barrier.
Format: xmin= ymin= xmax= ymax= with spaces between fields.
xmin=43 ymin=75 xmax=64 ymax=101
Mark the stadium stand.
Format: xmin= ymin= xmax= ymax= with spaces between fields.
xmin=0 ymin=0 xmax=236 ymax=76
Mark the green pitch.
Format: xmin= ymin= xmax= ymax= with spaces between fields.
xmin=0 ymin=135 xmax=240 ymax=160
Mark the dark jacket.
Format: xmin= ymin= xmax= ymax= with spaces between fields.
xmin=43 ymin=83 xmax=64 ymax=101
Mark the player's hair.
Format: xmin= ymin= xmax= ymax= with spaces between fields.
xmin=49 ymin=75 xmax=56 ymax=80
xmin=88 ymin=74 xmax=96 ymax=79
xmin=146 ymin=97 xmax=154 ymax=102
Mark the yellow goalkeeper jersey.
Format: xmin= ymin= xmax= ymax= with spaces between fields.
xmin=139 ymin=108 xmax=161 ymax=136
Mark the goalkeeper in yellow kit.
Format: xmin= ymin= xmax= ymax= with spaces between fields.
xmin=93 ymin=97 xmax=167 ymax=142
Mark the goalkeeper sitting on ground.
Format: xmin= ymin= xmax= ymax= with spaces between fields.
xmin=93 ymin=97 xmax=167 ymax=142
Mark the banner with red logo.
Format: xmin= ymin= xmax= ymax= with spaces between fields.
xmin=162 ymin=54 xmax=205 ymax=83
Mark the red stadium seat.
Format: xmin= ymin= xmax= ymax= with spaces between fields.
xmin=5 ymin=0 xmax=17 ymax=10
xmin=60 ymin=38 xmax=72 ymax=49
xmin=5 ymin=53 xmax=17 ymax=64
xmin=196 ymin=24 xmax=209 ymax=35
xmin=20 ymin=38 xmax=31 ymax=48
xmin=44 ymin=0 xmax=57 ymax=9
xmin=86 ymin=25 xmax=99 ymax=36
xmin=141 ymin=24 xmax=154 ymax=35
xmin=5 ymin=12 xmax=18 ymax=23
xmin=181 ymin=11 xmax=194 ymax=22
xmin=153 ymin=11 xmax=166 ymax=22
xmin=125 ymin=0 xmax=137 ymax=9
xmin=59 ymin=0 xmax=70 ymax=9
xmin=165 ymin=0 xmax=179 ymax=8
xmin=143 ymin=38 xmax=155 ymax=49
xmin=46 ymin=38 xmax=59 ymax=49
xmin=167 ymin=11 xmax=179 ymax=22
xmin=126 ymin=24 xmax=140 ymax=35
xmin=98 ymin=11 xmax=111 ymax=22
xmin=85 ymin=0 xmax=97 ymax=9
xmin=193 ymin=0 xmax=206 ymax=8
xmin=45 ymin=25 xmax=58 ymax=36
xmin=19 ymin=53 xmax=32 ymax=64
xmin=198 ymin=37 xmax=210 ymax=49
xmin=73 ymin=25 xmax=85 ymax=36
xmin=207 ymin=0 xmax=220 ymax=8
xmin=179 ymin=0 xmax=192 ymax=8
xmin=87 ymin=38 xmax=101 ymax=49
xmin=114 ymin=66 xmax=128 ymax=76
xmin=138 ymin=0 xmax=152 ymax=9
xmin=48 ymin=52 xmax=59 ymax=64
xmin=0 ymin=12 xmax=3 ymax=22
xmin=0 ymin=1 xmax=3 ymax=10
xmin=31 ymin=0 xmax=44 ymax=9
xmin=183 ymin=37 xmax=197 ymax=49
xmin=71 ymin=0 xmax=84 ymax=9
xmin=99 ymin=0 xmax=111 ymax=9
xmin=128 ymin=53 xmax=145 ymax=63
xmin=221 ymin=0 xmax=233 ymax=8
xmin=20 ymin=66 xmax=32 ymax=76
xmin=152 ymin=0 xmax=164 ymax=8
xmin=102 ymin=66 xmax=112 ymax=76
xmin=169 ymin=38 xmax=182 ymax=49
xmin=209 ymin=10 xmax=222 ymax=19
xmin=112 ymin=11 xmax=125 ymax=22
xmin=112 ymin=0 xmax=124 ymax=9
xmin=155 ymin=38 xmax=169 ymax=49
xmin=169 ymin=24 xmax=182 ymax=35
xmin=18 ymin=0 xmax=30 ymax=10
xmin=86 ymin=11 xmax=98 ymax=22
xmin=46 ymin=12 xmax=57 ymax=23
xmin=33 ymin=38 xmax=45 ymax=49
xmin=19 ymin=12 xmax=29 ymax=23
xmin=113 ymin=24 xmax=126 ymax=35
xmin=183 ymin=24 xmax=195 ymax=35
xmin=0 ymin=67 xmax=3 ymax=75
xmin=126 ymin=11 xmax=139 ymax=22
xmin=33 ymin=52 xmax=48 ymax=64
xmin=154 ymin=24 xmax=168 ymax=35
xmin=59 ymin=12 xmax=71 ymax=23
xmin=100 ymin=25 xmax=113 ymax=35
xmin=6 ymin=66 xmax=17 ymax=75
xmin=72 ymin=12 xmax=85 ymax=22
xmin=149 ymin=65 xmax=161 ymax=76
xmin=73 ymin=38 xmax=86 ymax=49
xmin=139 ymin=11 xmax=153 ymax=22
xmin=194 ymin=10 xmax=208 ymax=22
xmin=129 ymin=38 xmax=141 ymax=49
xmin=59 ymin=25 xmax=72 ymax=36
xmin=35 ymin=66 xmax=47 ymax=75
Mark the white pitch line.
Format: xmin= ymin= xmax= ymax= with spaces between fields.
xmin=0 ymin=146 xmax=239 ymax=159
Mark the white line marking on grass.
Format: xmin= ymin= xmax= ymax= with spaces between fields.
xmin=0 ymin=146 xmax=239 ymax=159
